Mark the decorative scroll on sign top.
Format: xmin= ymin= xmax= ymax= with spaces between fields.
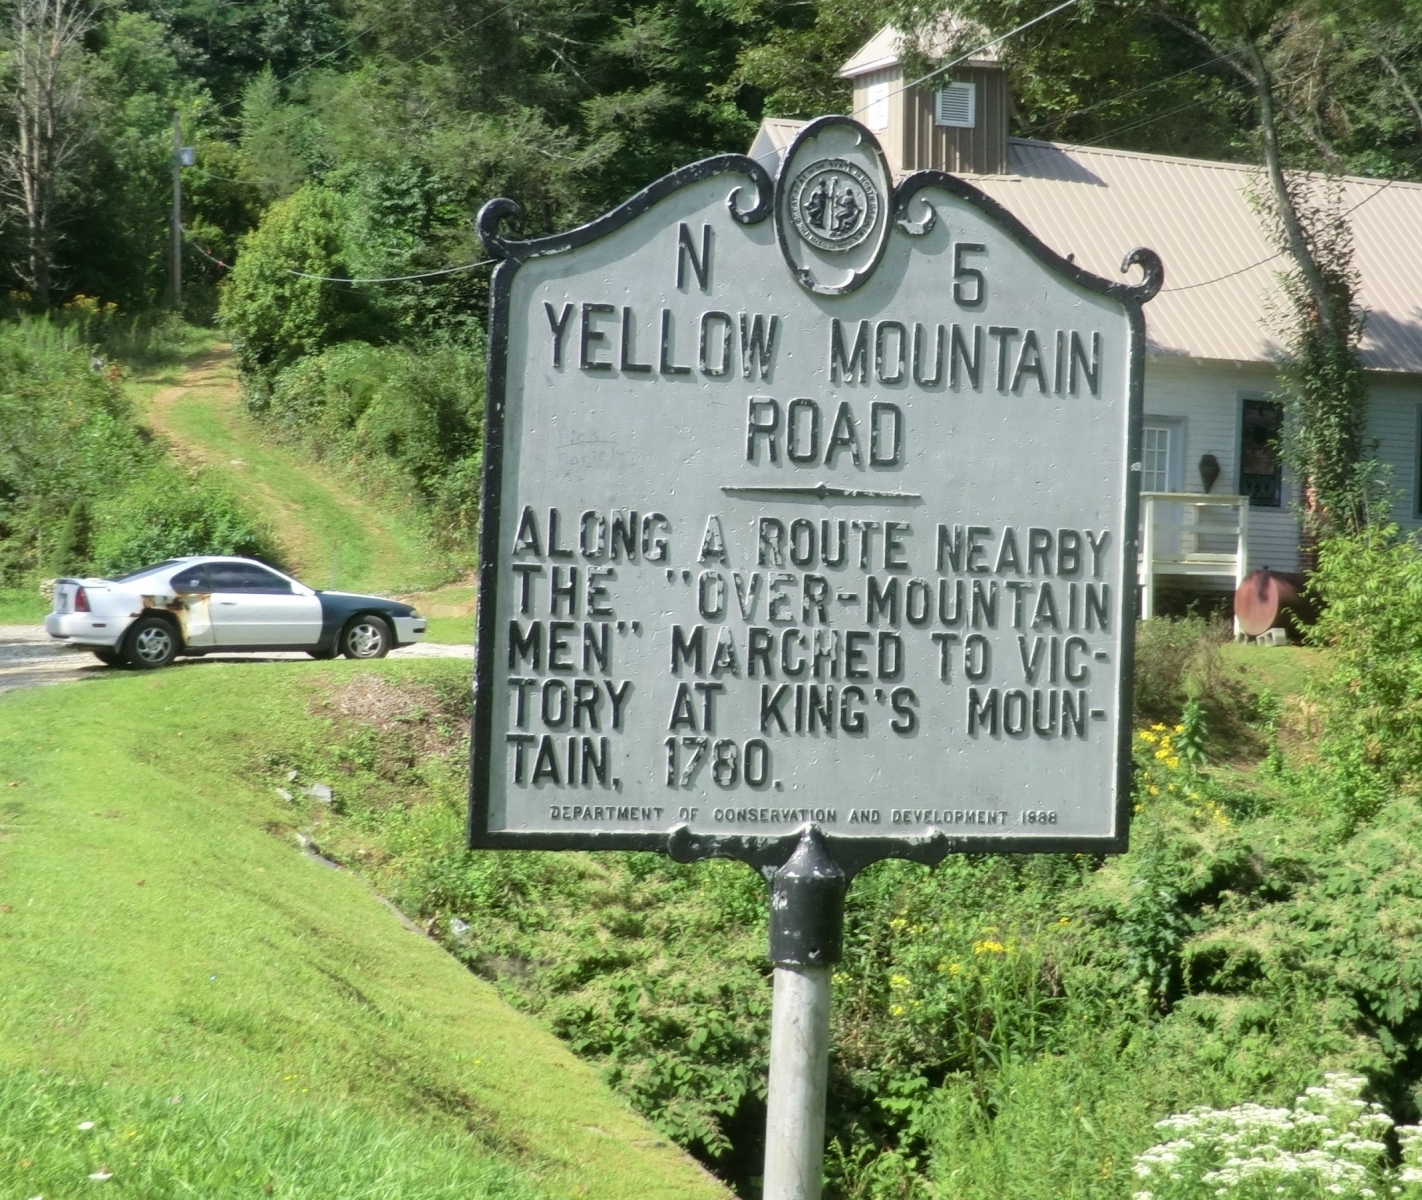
xmin=470 ymin=116 xmax=1161 ymax=872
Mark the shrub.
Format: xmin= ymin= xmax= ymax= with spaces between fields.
xmin=0 ymin=313 xmax=279 ymax=584
xmin=1134 ymin=615 xmax=1254 ymax=752
xmin=89 ymin=465 xmax=281 ymax=576
xmin=219 ymin=186 xmax=387 ymax=390
xmin=1307 ymin=523 xmax=1422 ymax=829
xmin=1135 ymin=616 xmax=1215 ymax=722
xmin=0 ymin=318 xmax=149 ymax=582
xmin=1131 ymin=1073 xmax=1402 ymax=1200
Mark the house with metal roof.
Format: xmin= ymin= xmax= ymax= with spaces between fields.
xmin=751 ymin=26 xmax=1422 ymax=613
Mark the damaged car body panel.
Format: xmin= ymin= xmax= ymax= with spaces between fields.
xmin=45 ymin=556 xmax=426 ymax=666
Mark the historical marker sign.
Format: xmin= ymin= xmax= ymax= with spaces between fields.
xmin=470 ymin=116 xmax=1161 ymax=865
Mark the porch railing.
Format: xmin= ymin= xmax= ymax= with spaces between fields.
xmin=1137 ymin=492 xmax=1249 ymax=619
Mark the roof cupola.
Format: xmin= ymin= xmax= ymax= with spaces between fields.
xmin=838 ymin=21 xmax=1010 ymax=177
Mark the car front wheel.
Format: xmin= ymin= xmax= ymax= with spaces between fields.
xmin=124 ymin=616 xmax=179 ymax=669
xmin=92 ymin=648 xmax=122 ymax=667
xmin=340 ymin=615 xmax=392 ymax=660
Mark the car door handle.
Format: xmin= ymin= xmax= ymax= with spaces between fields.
xmin=219 ymin=601 xmax=238 ymax=606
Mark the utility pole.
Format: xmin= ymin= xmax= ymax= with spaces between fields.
xmin=170 ymin=110 xmax=182 ymax=311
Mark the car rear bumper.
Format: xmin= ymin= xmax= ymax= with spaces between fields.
xmin=393 ymin=616 xmax=427 ymax=646
xmin=45 ymin=612 xmax=127 ymax=648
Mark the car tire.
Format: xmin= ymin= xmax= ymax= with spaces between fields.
xmin=92 ymin=648 xmax=123 ymax=667
xmin=123 ymin=615 xmax=180 ymax=669
xmin=339 ymin=615 xmax=392 ymax=660
xmin=307 ymin=648 xmax=337 ymax=660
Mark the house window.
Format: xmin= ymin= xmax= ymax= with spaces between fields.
xmin=865 ymin=82 xmax=890 ymax=132
xmin=1415 ymin=407 xmax=1422 ymax=517
xmin=935 ymin=81 xmax=976 ymax=128
xmin=1141 ymin=418 xmax=1184 ymax=492
xmin=1240 ymin=398 xmax=1284 ymax=507
xmin=1142 ymin=426 xmax=1171 ymax=492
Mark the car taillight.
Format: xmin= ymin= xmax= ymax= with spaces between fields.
xmin=74 ymin=586 xmax=90 ymax=613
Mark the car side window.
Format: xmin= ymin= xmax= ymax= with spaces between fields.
xmin=208 ymin=563 xmax=293 ymax=594
xmin=169 ymin=565 xmax=210 ymax=594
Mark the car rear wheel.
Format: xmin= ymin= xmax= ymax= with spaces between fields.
xmin=123 ymin=616 xmax=179 ymax=669
xmin=340 ymin=615 xmax=392 ymax=660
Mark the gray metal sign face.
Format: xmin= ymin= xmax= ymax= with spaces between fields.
xmin=470 ymin=117 xmax=1161 ymax=870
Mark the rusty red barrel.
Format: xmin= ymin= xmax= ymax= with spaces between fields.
xmin=1234 ymin=569 xmax=1306 ymax=636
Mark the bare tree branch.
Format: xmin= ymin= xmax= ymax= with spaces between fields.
xmin=0 ymin=0 xmax=97 ymax=304
xmin=1243 ymin=38 xmax=1340 ymax=340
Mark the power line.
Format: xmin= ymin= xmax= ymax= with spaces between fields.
xmin=1159 ymin=153 xmax=1422 ymax=293
xmin=190 ymin=167 xmax=264 ymax=186
xmin=1022 ymin=54 xmax=1232 ymax=139
xmin=1074 ymin=98 xmax=1209 ymax=147
xmin=286 ymin=259 xmax=496 ymax=284
xmin=180 ymin=221 xmax=493 ymax=283
xmin=208 ymin=0 xmax=428 ymax=116
xmin=227 ymin=0 xmax=523 ymax=140
xmin=905 ymin=0 xmax=1079 ymax=93
xmin=180 ymin=226 xmax=231 ymax=270
xmin=854 ymin=0 xmax=1080 ymax=117
xmin=1022 ymin=0 xmax=1384 ymax=141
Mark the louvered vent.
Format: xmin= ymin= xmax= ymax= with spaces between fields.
xmin=935 ymin=82 xmax=976 ymax=128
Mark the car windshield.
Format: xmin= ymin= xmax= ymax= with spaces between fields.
xmin=111 ymin=559 xmax=184 ymax=583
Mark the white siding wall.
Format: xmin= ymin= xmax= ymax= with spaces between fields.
xmin=1366 ymin=374 xmax=1422 ymax=534
xmin=1143 ymin=361 xmax=1422 ymax=583
xmin=1143 ymin=357 xmax=1299 ymax=576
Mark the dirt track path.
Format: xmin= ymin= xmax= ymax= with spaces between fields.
xmin=138 ymin=347 xmax=433 ymax=595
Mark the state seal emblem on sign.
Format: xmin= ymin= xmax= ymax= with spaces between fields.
xmin=788 ymin=158 xmax=879 ymax=252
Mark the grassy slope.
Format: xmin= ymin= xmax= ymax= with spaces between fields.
xmin=0 ymin=589 xmax=47 ymax=622
xmin=0 ymin=662 xmax=726 ymax=1200
xmin=129 ymin=345 xmax=444 ymax=597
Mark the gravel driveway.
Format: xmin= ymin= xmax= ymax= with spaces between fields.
xmin=0 ymin=625 xmax=472 ymax=693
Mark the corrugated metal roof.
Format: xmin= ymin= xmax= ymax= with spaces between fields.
xmin=748 ymin=119 xmax=806 ymax=170
xmin=984 ymin=139 xmax=1422 ymax=372
xmin=749 ymin=121 xmax=1422 ymax=373
xmin=838 ymin=21 xmax=998 ymax=79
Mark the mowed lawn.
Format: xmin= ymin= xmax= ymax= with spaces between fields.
xmin=0 ymin=663 xmax=726 ymax=1200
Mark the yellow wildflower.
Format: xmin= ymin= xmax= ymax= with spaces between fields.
xmin=890 ymin=1003 xmax=905 ymax=1017
xmin=973 ymin=939 xmax=1007 ymax=955
xmin=889 ymin=974 xmax=910 ymax=990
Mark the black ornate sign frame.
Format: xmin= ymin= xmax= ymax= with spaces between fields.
xmin=469 ymin=117 xmax=1162 ymax=879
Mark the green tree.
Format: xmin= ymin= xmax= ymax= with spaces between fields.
xmin=64 ymin=13 xmax=208 ymax=309
xmin=219 ymin=184 xmax=384 ymax=389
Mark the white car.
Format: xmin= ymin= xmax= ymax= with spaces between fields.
xmin=45 ymin=556 xmax=427 ymax=669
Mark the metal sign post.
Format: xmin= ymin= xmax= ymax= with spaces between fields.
xmin=764 ymin=829 xmax=844 ymax=1199
xmin=469 ymin=115 xmax=1160 ymax=1199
